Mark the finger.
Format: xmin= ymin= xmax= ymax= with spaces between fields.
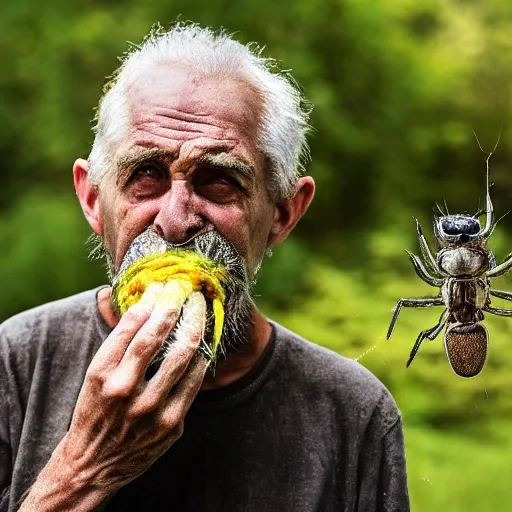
xmin=111 ymin=280 xmax=193 ymax=389
xmin=133 ymin=292 xmax=206 ymax=410
xmin=90 ymin=282 xmax=167 ymax=372
xmin=88 ymin=298 xmax=156 ymax=373
xmin=160 ymin=354 xmax=209 ymax=426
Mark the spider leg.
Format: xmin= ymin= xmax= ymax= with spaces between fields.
xmin=479 ymin=134 xmax=496 ymax=239
xmin=406 ymin=251 xmax=444 ymax=287
xmin=407 ymin=309 xmax=449 ymax=367
xmin=434 ymin=202 xmax=446 ymax=216
xmin=387 ymin=297 xmax=445 ymax=339
xmin=473 ymin=208 xmax=486 ymax=219
xmin=489 ymin=289 xmax=512 ymax=302
xmin=487 ymin=253 xmax=512 ymax=278
xmin=415 ymin=219 xmax=442 ymax=275
xmin=488 ymin=252 xmax=497 ymax=270
xmin=484 ymin=305 xmax=512 ymax=317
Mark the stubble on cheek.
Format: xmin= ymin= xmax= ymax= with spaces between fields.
xmin=244 ymin=204 xmax=275 ymax=278
xmin=97 ymin=189 xmax=123 ymax=270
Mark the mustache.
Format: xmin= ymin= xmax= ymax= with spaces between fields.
xmin=113 ymin=227 xmax=249 ymax=285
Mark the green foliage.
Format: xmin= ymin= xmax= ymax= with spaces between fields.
xmin=3 ymin=0 xmax=512 ymax=509
xmin=0 ymin=191 xmax=105 ymax=321
xmin=405 ymin=422 xmax=512 ymax=511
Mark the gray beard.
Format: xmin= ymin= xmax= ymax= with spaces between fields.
xmin=88 ymin=228 xmax=258 ymax=358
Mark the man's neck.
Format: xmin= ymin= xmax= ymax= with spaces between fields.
xmin=96 ymin=286 xmax=271 ymax=391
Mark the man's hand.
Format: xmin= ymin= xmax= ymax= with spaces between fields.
xmin=21 ymin=283 xmax=208 ymax=511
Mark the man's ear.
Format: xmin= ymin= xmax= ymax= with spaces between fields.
xmin=73 ymin=158 xmax=104 ymax=236
xmin=267 ymin=176 xmax=315 ymax=249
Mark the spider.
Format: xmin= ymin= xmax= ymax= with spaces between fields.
xmin=387 ymin=135 xmax=512 ymax=377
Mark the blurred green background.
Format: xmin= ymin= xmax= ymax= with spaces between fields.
xmin=3 ymin=0 xmax=512 ymax=509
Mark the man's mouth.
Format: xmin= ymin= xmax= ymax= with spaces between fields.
xmin=110 ymin=227 xmax=251 ymax=364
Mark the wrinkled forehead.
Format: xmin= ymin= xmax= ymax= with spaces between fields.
xmin=124 ymin=63 xmax=263 ymax=140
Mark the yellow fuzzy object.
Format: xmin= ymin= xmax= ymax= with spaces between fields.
xmin=113 ymin=251 xmax=228 ymax=360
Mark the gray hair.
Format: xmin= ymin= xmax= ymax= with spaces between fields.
xmin=88 ymin=22 xmax=311 ymax=201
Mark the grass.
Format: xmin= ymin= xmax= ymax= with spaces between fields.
xmin=406 ymin=421 xmax=512 ymax=511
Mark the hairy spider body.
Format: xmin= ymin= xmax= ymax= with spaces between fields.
xmin=387 ymin=142 xmax=512 ymax=377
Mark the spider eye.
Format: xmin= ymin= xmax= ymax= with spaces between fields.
xmin=441 ymin=217 xmax=481 ymax=236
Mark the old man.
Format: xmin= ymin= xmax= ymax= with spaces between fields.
xmin=0 ymin=23 xmax=409 ymax=511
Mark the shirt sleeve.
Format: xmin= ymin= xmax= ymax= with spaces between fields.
xmin=356 ymin=392 xmax=410 ymax=512
xmin=0 ymin=442 xmax=11 ymax=512
xmin=0 ymin=329 xmax=13 ymax=512
xmin=377 ymin=418 xmax=409 ymax=511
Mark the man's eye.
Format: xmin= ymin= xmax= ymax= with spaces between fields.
xmin=195 ymin=173 xmax=244 ymax=203
xmin=126 ymin=165 xmax=169 ymax=199
xmin=131 ymin=165 xmax=166 ymax=181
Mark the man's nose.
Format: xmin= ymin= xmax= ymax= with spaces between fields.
xmin=153 ymin=182 xmax=206 ymax=244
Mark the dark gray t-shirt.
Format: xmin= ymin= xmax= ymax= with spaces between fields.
xmin=0 ymin=288 xmax=409 ymax=511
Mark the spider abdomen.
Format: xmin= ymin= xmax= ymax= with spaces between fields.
xmin=444 ymin=323 xmax=488 ymax=377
